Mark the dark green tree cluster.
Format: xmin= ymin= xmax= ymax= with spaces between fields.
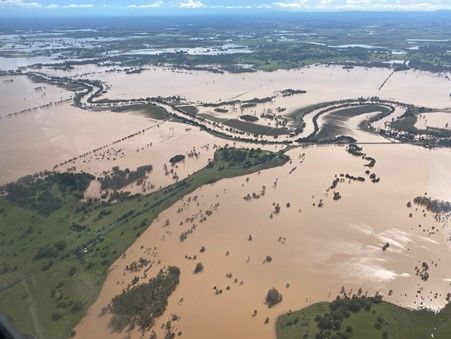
xmin=413 ymin=196 xmax=451 ymax=215
xmin=314 ymin=294 xmax=383 ymax=337
xmin=265 ymin=288 xmax=283 ymax=308
xmin=99 ymin=165 xmax=152 ymax=190
xmin=109 ymin=266 xmax=180 ymax=332
xmin=169 ymin=155 xmax=186 ymax=164
xmin=217 ymin=147 xmax=288 ymax=169
xmin=1 ymin=172 xmax=94 ymax=215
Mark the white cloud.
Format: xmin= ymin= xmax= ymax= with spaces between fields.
xmin=273 ymin=0 xmax=309 ymax=8
xmin=272 ymin=0 xmax=451 ymax=10
xmin=0 ymin=0 xmax=42 ymax=8
xmin=128 ymin=1 xmax=163 ymax=8
xmin=179 ymin=0 xmax=205 ymax=9
xmin=0 ymin=1 xmax=96 ymax=9
xmin=64 ymin=3 xmax=94 ymax=8
xmin=46 ymin=3 xmax=94 ymax=9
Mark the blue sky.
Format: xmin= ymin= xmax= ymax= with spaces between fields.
xmin=1 ymin=0 xmax=451 ymax=15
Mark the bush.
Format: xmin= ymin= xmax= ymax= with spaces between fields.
xmin=34 ymin=246 xmax=58 ymax=260
xmin=51 ymin=310 xmax=63 ymax=321
xmin=68 ymin=266 xmax=77 ymax=276
xmin=71 ymin=301 xmax=84 ymax=313
xmin=54 ymin=240 xmax=67 ymax=251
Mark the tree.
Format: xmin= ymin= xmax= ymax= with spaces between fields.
xmin=265 ymin=288 xmax=282 ymax=307
xmin=193 ymin=262 xmax=204 ymax=274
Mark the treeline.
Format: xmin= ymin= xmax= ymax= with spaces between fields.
xmin=413 ymin=196 xmax=451 ymax=215
xmin=280 ymin=89 xmax=307 ymax=97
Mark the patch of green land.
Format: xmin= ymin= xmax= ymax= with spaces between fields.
xmin=289 ymin=100 xmax=354 ymax=131
xmin=332 ymin=104 xmax=392 ymax=117
xmin=223 ymin=119 xmax=289 ymax=136
xmin=176 ymin=105 xmax=198 ymax=116
xmin=276 ymin=295 xmax=451 ymax=339
xmin=0 ymin=147 xmax=289 ymax=339
xmin=111 ymin=103 xmax=170 ymax=120
xmin=390 ymin=106 xmax=451 ymax=139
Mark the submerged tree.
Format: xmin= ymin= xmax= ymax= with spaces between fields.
xmin=265 ymin=288 xmax=282 ymax=308
xmin=193 ymin=262 xmax=204 ymax=274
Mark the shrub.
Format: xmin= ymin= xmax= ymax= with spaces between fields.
xmin=51 ymin=310 xmax=63 ymax=321
xmin=68 ymin=266 xmax=77 ymax=276
xmin=54 ymin=240 xmax=67 ymax=251
xmin=71 ymin=301 xmax=84 ymax=313
xmin=34 ymin=246 xmax=58 ymax=260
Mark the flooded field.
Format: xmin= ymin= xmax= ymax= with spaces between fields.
xmin=84 ymin=65 xmax=450 ymax=109
xmin=0 ymin=62 xmax=450 ymax=339
xmin=0 ymin=75 xmax=72 ymax=117
xmin=75 ymin=144 xmax=451 ymax=339
xmin=415 ymin=111 xmax=451 ymax=131
xmin=0 ymin=103 xmax=151 ymax=184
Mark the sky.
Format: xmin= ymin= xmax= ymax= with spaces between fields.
xmin=1 ymin=0 xmax=451 ymax=15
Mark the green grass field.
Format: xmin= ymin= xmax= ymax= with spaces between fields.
xmin=276 ymin=299 xmax=451 ymax=339
xmin=111 ymin=103 xmax=170 ymax=120
xmin=0 ymin=147 xmax=289 ymax=339
xmin=223 ymin=119 xmax=289 ymax=136
xmin=176 ymin=105 xmax=199 ymax=116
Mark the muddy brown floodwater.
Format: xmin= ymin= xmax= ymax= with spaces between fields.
xmin=87 ymin=65 xmax=451 ymax=108
xmin=0 ymin=103 xmax=154 ymax=184
xmin=1 ymin=64 xmax=450 ymax=339
xmin=75 ymin=144 xmax=451 ymax=339
xmin=0 ymin=75 xmax=72 ymax=117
